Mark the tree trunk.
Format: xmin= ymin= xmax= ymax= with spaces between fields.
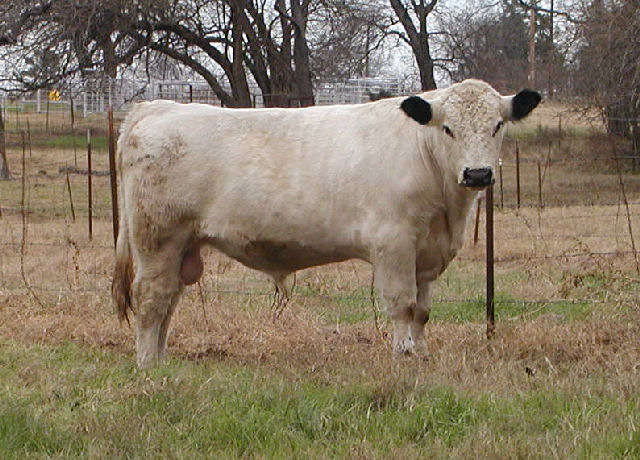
xmin=389 ymin=0 xmax=437 ymax=91
xmin=415 ymin=41 xmax=437 ymax=90
xmin=229 ymin=6 xmax=254 ymax=107
xmin=528 ymin=7 xmax=536 ymax=87
xmin=102 ymin=37 xmax=118 ymax=79
xmin=0 ymin=108 xmax=10 ymax=180
xmin=290 ymin=0 xmax=315 ymax=106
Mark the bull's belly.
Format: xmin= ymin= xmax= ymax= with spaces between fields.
xmin=204 ymin=237 xmax=362 ymax=273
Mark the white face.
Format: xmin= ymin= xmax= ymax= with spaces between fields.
xmin=400 ymin=80 xmax=540 ymax=189
xmin=436 ymin=88 xmax=506 ymax=188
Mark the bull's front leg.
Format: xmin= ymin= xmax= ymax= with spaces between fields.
xmin=372 ymin=240 xmax=417 ymax=355
xmin=411 ymin=273 xmax=434 ymax=357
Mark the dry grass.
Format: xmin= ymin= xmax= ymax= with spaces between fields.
xmin=0 ymin=202 xmax=637 ymax=377
xmin=1 ymin=108 xmax=639 ymax=457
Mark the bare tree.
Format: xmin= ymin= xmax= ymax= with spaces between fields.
xmin=311 ymin=0 xmax=393 ymax=80
xmin=1 ymin=0 xmax=321 ymax=107
xmin=572 ymin=0 xmax=640 ymax=143
xmin=438 ymin=0 xmax=571 ymax=94
xmin=0 ymin=1 xmax=145 ymax=91
xmin=439 ymin=2 xmax=530 ymax=92
xmin=388 ymin=0 xmax=437 ymax=90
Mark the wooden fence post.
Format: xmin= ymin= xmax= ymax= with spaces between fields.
xmin=0 ymin=104 xmax=10 ymax=180
xmin=498 ymin=158 xmax=504 ymax=209
xmin=87 ymin=129 xmax=92 ymax=240
xmin=486 ymin=185 xmax=495 ymax=339
xmin=515 ymin=141 xmax=521 ymax=209
xmin=66 ymin=167 xmax=75 ymax=222
xmin=70 ymin=94 xmax=75 ymax=130
xmin=26 ymin=119 xmax=32 ymax=159
xmin=473 ymin=197 xmax=482 ymax=246
xmin=537 ymin=161 xmax=543 ymax=210
xmin=108 ymin=108 xmax=119 ymax=247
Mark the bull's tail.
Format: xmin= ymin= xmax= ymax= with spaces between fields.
xmin=111 ymin=123 xmax=135 ymax=324
xmin=112 ymin=212 xmax=134 ymax=324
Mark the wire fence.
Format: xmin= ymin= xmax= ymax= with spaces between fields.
xmin=0 ymin=76 xmax=412 ymax=135
xmin=1 ymin=99 xmax=639 ymax=320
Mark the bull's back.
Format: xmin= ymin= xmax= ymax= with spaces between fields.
xmin=118 ymin=100 xmax=414 ymax=267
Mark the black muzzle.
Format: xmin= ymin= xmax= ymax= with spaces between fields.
xmin=461 ymin=167 xmax=494 ymax=188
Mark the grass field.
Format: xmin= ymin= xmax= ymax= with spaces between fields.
xmin=1 ymin=105 xmax=639 ymax=458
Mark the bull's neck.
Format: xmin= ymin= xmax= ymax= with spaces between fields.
xmin=413 ymin=131 xmax=482 ymax=241
xmin=446 ymin=181 xmax=479 ymax=220
xmin=442 ymin=179 xmax=482 ymax=251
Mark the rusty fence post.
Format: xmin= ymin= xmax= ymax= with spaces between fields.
xmin=515 ymin=140 xmax=521 ymax=209
xmin=70 ymin=94 xmax=75 ymax=130
xmin=473 ymin=197 xmax=482 ymax=246
xmin=45 ymin=97 xmax=49 ymax=133
xmin=498 ymin=158 xmax=504 ymax=208
xmin=66 ymin=167 xmax=75 ymax=222
xmin=537 ymin=160 xmax=543 ymax=210
xmin=87 ymin=129 xmax=92 ymax=240
xmin=486 ymin=184 xmax=495 ymax=339
xmin=108 ymin=107 xmax=119 ymax=247
xmin=26 ymin=119 xmax=32 ymax=159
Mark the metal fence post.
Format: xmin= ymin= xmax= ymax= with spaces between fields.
xmin=108 ymin=108 xmax=119 ymax=247
xmin=473 ymin=197 xmax=482 ymax=246
xmin=515 ymin=141 xmax=521 ymax=209
xmin=87 ymin=129 xmax=93 ymax=240
xmin=537 ymin=161 xmax=543 ymax=210
xmin=486 ymin=185 xmax=495 ymax=339
xmin=498 ymin=158 xmax=504 ymax=208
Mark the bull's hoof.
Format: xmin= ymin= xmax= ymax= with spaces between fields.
xmin=392 ymin=337 xmax=415 ymax=356
xmin=136 ymin=352 xmax=162 ymax=369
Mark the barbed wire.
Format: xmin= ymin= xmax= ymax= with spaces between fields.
xmin=0 ymin=284 xmax=635 ymax=308
xmin=2 ymin=202 xmax=639 ymax=215
xmin=459 ymin=250 xmax=638 ymax=263
xmin=5 ymin=152 xmax=639 ymax=168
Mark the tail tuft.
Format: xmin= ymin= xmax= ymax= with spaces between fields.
xmin=112 ymin=229 xmax=134 ymax=324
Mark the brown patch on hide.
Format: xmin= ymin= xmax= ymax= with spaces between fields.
xmin=127 ymin=135 xmax=139 ymax=149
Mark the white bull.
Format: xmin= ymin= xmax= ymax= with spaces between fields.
xmin=112 ymin=79 xmax=540 ymax=368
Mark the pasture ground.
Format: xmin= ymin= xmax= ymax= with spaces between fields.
xmin=0 ymin=105 xmax=639 ymax=458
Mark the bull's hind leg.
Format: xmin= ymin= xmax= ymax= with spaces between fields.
xmin=132 ymin=246 xmax=185 ymax=369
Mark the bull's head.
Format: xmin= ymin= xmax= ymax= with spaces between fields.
xmin=400 ymin=79 xmax=541 ymax=189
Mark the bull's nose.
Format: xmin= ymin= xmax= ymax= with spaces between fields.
xmin=461 ymin=168 xmax=494 ymax=188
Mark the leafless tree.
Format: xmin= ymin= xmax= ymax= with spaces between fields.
xmin=571 ymin=0 xmax=640 ymax=142
xmin=438 ymin=2 xmax=533 ymax=93
xmin=388 ymin=0 xmax=438 ymax=90
xmin=438 ymin=0 xmax=572 ymax=95
xmin=0 ymin=1 xmax=145 ymax=90
xmin=311 ymin=0 xmax=394 ymax=80
xmin=0 ymin=0 xmax=321 ymax=107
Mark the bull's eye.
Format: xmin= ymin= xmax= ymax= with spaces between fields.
xmin=442 ymin=125 xmax=455 ymax=139
xmin=492 ymin=121 xmax=504 ymax=137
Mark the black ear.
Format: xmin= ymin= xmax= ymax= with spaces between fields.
xmin=400 ymin=96 xmax=432 ymax=125
xmin=511 ymin=89 xmax=541 ymax=121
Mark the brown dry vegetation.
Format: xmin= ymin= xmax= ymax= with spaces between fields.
xmin=0 ymin=106 xmax=638 ymax=376
xmin=0 ymin=107 xmax=639 ymax=457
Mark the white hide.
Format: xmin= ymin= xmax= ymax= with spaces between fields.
xmin=113 ymin=79 xmax=538 ymax=368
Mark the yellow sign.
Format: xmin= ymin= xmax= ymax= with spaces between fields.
xmin=48 ymin=89 xmax=60 ymax=101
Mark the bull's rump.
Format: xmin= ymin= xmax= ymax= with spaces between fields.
xmin=118 ymin=100 xmax=413 ymax=270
